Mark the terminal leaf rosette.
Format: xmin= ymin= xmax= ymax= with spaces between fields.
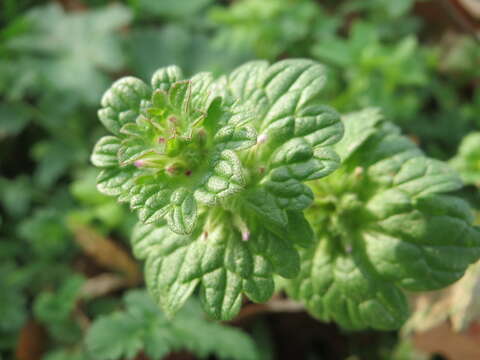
xmin=286 ymin=108 xmax=480 ymax=330
xmin=91 ymin=59 xmax=344 ymax=319
xmin=91 ymin=65 xmax=256 ymax=235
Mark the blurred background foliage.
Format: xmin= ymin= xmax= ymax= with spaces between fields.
xmin=0 ymin=0 xmax=479 ymax=359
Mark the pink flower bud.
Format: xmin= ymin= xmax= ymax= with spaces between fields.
xmin=134 ymin=160 xmax=145 ymax=168
xmin=257 ymin=133 xmax=268 ymax=144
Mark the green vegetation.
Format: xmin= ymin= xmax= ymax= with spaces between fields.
xmin=1 ymin=1 xmax=479 ymax=359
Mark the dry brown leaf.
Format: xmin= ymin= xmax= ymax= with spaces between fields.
xmin=230 ymin=295 xmax=304 ymax=325
xmin=404 ymin=290 xmax=452 ymax=334
xmin=457 ymin=0 xmax=480 ymax=19
xmin=80 ymin=273 xmax=127 ymax=299
xmin=449 ymin=261 xmax=480 ymax=331
xmin=72 ymin=225 xmax=142 ymax=286
xmin=56 ymin=0 xmax=87 ymax=11
xmin=413 ymin=321 xmax=480 ymax=360
xmin=404 ymin=261 xmax=480 ymax=335
xmin=15 ymin=320 xmax=47 ymax=360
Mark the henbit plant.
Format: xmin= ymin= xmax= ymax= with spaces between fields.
xmin=91 ymin=59 xmax=344 ymax=320
xmin=92 ymin=59 xmax=480 ymax=330
xmin=286 ymin=108 xmax=480 ymax=330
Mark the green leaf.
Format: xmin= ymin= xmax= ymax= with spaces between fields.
xmin=117 ymin=120 xmax=159 ymax=166
xmin=287 ymin=240 xmax=409 ymax=331
xmin=195 ymin=150 xmax=246 ymax=205
xmin=34 ymin=275 xmax=84 ymax=342
xmin=393 ymin=157 xmax=463 ymax=198
xmin=312 ymin=37 xmax=352 ymax=67
xmin=86 ymin=313 xmax=144 ymax=360
xmin=263 ymin=104 xmax=343 ymax=152
xmin=269 ymin=137 xmax=340 ymax=182
xmin=151 ymin=65 xmax=184 ymax=91
xmin=0 ymin=176 xmax=33 ymax=218
xmin=86 ymin=290 xmax=259 ymax=360
xmin=226 ymin=60 xmax=269 ymax=103
xmin=365 ymin=192 xmax=480 ymax=290
xmin=90 ymin=136 xmax=120 ymax=168
xmin=18 ymin=208 xmax=70 ymax=259
xmin=34 ymin=275 xmax=84 ymax=324
xmin=285 ymin=211 xmax=314 ymax=248
xmin=136 ymin=0 xmax=214 ymax=19
xmin=32 ymin=140 xmax=81 ymax=188
xmin=151 ymin=89 xmax=169 ymax=109
xmin=13 ymin=4 xmax=132 ymax=104
xmin=132 ymin=221 xmax=298 ymax=320
xmin=254 ymin=228 xmax=300 ymax=279
xmin=118 ymin=136 xmax=152 ymax=166
xmin=168 ymin=80 xmax=191 ymax=113
xmin=96 ymin=167 xmax=137 ymax=198
xmin=203 ymin=97 xmax=224 ymax=133
xmin=214 ymin=124 xmax=257 ymax=151
xmin=243 ymin=187 xmax=288 ymax=228
xmin=144 ymin=243 xmax=200 ymax=317
xmin=0 ymin=265 xmax=27 ymax=334
xmin=450 ymin=132 xmax=480 ymax=186
xmin=189 ymin=72 xmax=216 ymax=110
xmin=0 ymin=103 xmax=30 ymax=137
xmin=136 ymin=185 xmax=173 ymax=224
xmin=259 ymin=60 xmax=329 ymax=120
xmin=98 ymin=77 xmax=150 ymax=135
xmin=42 ymin=349 xmax=87 ymax=360
xmin=335 ymin=107 xmax=384 ymax=161
xmin=264 ymin=177 xmax=313 ymax=211
xmin=167 ymin=188 xmax=197 ymax=235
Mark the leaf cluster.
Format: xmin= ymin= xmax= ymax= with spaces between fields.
xmin=287 ymin=108 xmax=480 ymax=330
xmin=92 ymin=59 xmax=344 ymax=320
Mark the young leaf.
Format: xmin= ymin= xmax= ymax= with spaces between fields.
xmin=151 ymin=65 xmax=184 ymax=91
xmin=91 ymin=136 xmax=120 ymax=168
xmin=194 ymin=150 xmax=246 ymax=205
xmin=214 ymin=124 xmax=257 ymax=151
xmin=96 ymin=167 xmax=137 ymax=198
xmin=98 ymin=77 xmax=150 ymax=135
xmin=168 ymin=81 xmax=191 ymax=113
xmin=167 ymin=188 xmax=197 ymax=235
